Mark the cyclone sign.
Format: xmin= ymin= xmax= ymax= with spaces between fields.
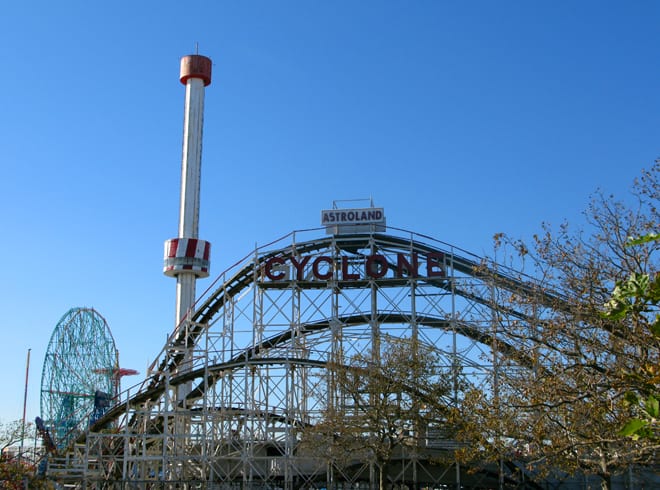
xmin=263 ymin=251 xmax=445 ymax=282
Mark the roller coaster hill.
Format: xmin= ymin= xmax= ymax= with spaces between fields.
xmin=37 ymin=219 xmax=659 ymax=488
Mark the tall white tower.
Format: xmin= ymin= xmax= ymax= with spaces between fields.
xmin=163 ymin=54 xmax=213 ymax=327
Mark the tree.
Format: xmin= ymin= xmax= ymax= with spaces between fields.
xmin=454 ymin=162 xmax=660 ymax=489
xmin=0 ymin=419 xmax=53 ymax=489
xmin=300 ymin=336 xmax=453 ymax=490
xmin=0 ymin=419 xmax=25 ymax=456
xmin=603 ymin=233 xmax=660 ymax=442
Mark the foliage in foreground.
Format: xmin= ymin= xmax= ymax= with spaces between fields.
xmin=603 ymin=233 xmax=660 ymax=442
xmin=0 ymin=459 xmax=54 ymax=490
xmin=0 ymin=419 xmax=53 ymax=489
xmin=454 ymin=163 xmax=660 ymax=486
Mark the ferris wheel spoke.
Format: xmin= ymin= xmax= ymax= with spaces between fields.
xmin=57 ymin=353 xmax=99 ymax=392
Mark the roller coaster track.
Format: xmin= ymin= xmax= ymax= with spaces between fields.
xmin=89 ymin=230 xmax=567 ymax=432
xmin=92 ymin=308 xmax=546 ymax=431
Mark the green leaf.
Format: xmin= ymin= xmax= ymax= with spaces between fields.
xmin=619 ymin=419 xmax=648 ymax=438
xmin=627 ymin=233 xmax=660 ymax=246
xmin=649 ymin=275 xmax=660 ymax=304
xmin=602 ymin=298 xmax=630 ymax=320
xmin=645 ymin=394 xmax=659 ymax=418
xmin=626 ymin=273 xmax=650 ymax=297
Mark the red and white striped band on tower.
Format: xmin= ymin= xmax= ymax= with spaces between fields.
xmin=163 ymin=238 xmax=211 ymax=278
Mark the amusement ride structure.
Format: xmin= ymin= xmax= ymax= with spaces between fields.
xmin=38 ymin=307 xmax=138 ymax=457
xmin=39 ymin=308 xmax=118 ymax=450
xmin=56 ymin=227 xmax=559 ymax=488
xmin=35 ymin=54 xmax=657 ymax=489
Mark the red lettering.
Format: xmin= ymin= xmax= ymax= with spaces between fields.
xmin=265 ymin=252 xmax=445 ymax=282
xmin=341 ymin=257 xmax=360 ymax=280
xmin=265 ymin=257 xmax=286 ymax=280
xmin=290 ymin=256 xmax=311 ymax=281
xmin=426 ymin=252 xmax=445 ymax=277
xmin=312 ymin=256 xmax=333 ymax=280
xmin=366 ymin=255 xmax=388 ymax=279
xmin=396 ymin=252 xmax=418 ymax=277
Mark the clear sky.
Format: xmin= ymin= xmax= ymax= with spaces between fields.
xmin=1 ymin=1 xmax=658 ymax=425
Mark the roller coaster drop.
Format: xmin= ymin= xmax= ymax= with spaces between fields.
xmin=49 ymin=226 xmax=573 ymax=488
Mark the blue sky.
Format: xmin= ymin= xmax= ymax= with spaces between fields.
xmin=0 ymin=1 xmax=658 ymax=424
